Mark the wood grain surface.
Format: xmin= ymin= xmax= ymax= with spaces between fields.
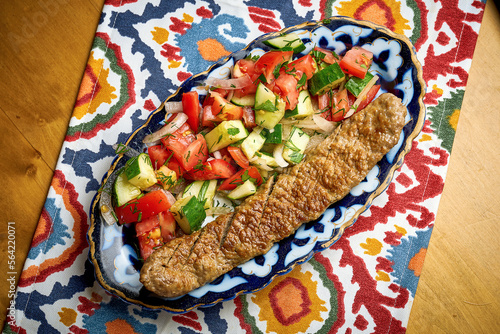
xmin=0 ymin=0 xmax=498 ymax=331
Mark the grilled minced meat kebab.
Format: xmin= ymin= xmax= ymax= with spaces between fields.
xmin=140 ymin=93 xmax=407 ymax=297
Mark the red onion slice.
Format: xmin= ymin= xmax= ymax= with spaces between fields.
xmin=164 ymin=101 xmax=183 ymax=113
xmin=312 ymin=114 xmax=338 ymax=133
xmin=204 ymin=74 xmax=253 ymax=90
xmin=142 ymin=112 xmax=188 ymax=144
xmin=273 ymin=144 xmax=289 ymax=168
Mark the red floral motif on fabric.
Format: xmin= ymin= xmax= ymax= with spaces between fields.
xmin=172 ymin=311 xmax=202 ymax=331
xmin=77 ymin=296 xmax=101 ymax=316
xmin=248 ymin=7 xmax=281 ymax=33
xmin=196 ymin=6 xmax=213 ymax=18
xmin=422 ymin=0 xmax=485 ymax=88
xmin=170 ymin=17 xmax=191 ymax=35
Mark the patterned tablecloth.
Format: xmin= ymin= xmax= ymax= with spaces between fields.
xmin=4 ymin=0 xmax=486 ymax=333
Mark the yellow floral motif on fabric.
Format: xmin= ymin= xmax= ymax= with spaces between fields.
xmin=74 ymin=51 xmax=117 ymax=120
xmin=375 ymin=270 xmax=391 ymax=281
xmin=361 ymin=237 xmax=383 ymax=255
xmin=432 ymin=84 xmax=444 ymax=96
xmin=419 ymin=134 xmax=432 ymax=142
xmin=151 ymin=27 xmax=169 ymax=44
xmin=168 ymin=60 xmax=182 ymax=69
xmin=183 ymin=13 xmax=194 ymax=23
xmin=58 ymin=307 xmax=77 ymax=327
xmin=252 ymin=266 xmax=327 ymax=333
xmin=336 ymin=0 xmax=410 ymax=34
xmin=395 ymin=225 xmax=407 ymax=236
xmin=448 ymin=109 xmax=460 ymax=131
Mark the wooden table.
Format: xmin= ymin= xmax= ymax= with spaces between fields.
xmin=1 ymin=1 xmax=499 ymax=331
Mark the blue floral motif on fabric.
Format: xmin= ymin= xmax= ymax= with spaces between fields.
xmin=27 ymin=197 xmax=70 ymax=260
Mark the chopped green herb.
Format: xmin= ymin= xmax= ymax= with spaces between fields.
xmin=296 ymin=73 xmax=307 ymax=89
xmin=227 ymin=127 xmax=240 ymax=136
xmin=114 ymin=143 xmax=130 ymax=155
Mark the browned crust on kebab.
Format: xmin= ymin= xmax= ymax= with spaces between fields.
xmin=140 ymin=93 xmax=407 ymax=297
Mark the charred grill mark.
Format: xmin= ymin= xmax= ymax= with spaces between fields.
xmin=218 ymin=212 xmax=236 ymax=249
xmin=254 ymin=175 xmax=277 ymax=230
xmin=165 ymin=241 xmax=183 ymax=268
xmin=183 ymin=228 xmax=206 ymax=268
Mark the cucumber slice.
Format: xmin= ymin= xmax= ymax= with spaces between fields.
xmin=308 ymin=63 xmax=346 ymax=95
xmin=252 ymin=151 xmax=279 ymax=168
xmin=227 ymin=179 xmax=257 ymax=200
xmin=345 ymin=71 xmax=374 ymax=97
xmin=231 ymin=93 xmax=255 ymax=107
xmin=182 ymin=180 xmax=217 ymax=209
xmin=263 ymin=33 xmax=306 ymax=53
xmin=283 ymin=126 xmax=310 ymax=164
xmin=285 ymin=89 xmax=314 ymax=118
xmin=155 ymin=165 xmax=177 ymax=190
xmin=254 ymin=82 xmax=278 ymax=112
xmin=124 ymin=153 xmax=157 ymax=190
xmin=205 ymin=120 xmax=248 ymax=152
xmin=255 ymin=98 xmax=286 ymax=130
xmin=170 ymin=195 xmax=206 ymax=234
xmin=241 ymin=127 xmax=266 ymax=160
xmin=113 ymin=171 xmax=142 ymax=207
xmin=262 ymin=124 xmax=282 ymax=144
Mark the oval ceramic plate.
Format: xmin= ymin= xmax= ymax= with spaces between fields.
xmin=88 ymin=16 xmax=425 ymax=313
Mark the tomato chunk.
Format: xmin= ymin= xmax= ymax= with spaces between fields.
xmin=270 ymin=72 xmax=299 ymax=110
xmin=135 ymin=214 xmax=160 ymax=236
xmin=183 ymin=134 xmax=209 ymax=171
xmin=158 ymin=211 xmax=176 ymax=243
xmin=356 ymin=84 xmax=381 ymax=111
xmin=330 ymin=89 xmax=350 ymax=122
xmin=285 ymin=54 xmax=317 ymax=79
xmin=115 ymin=190 xmax=174 ymax=224
xmin=162 ymin=124 xmax=208 ymax=172
xmin=317 ymin=91 xmax=332 ymax=119
xmin=147 ymin=144 xmax=172 ymax=170
xmin=136 ymin=225 xmax=163 ymax=260
xmin=201 ymin=105 xmax=217 ymax=128
xmin=227 ymin=146 xmax=249 ymax=168
xmin=254 ymin=50 xmax=293 ymax=83
xmin=339 ymin=47 xmax=373 ymax=79
xmin=313 ymin=46 xmax=339 ymax=65
xmin=233 ymin=58 xmax=260 ymax=96
xmin=184 ymin=159 xmax=237 ymax=180
xmin=218 ymin=166 xmax=263 ymax=191
xmin=211 ymin=94 xmax=244 ymax=121
xmin=147 ymin=144 xmax=186 ymax=176
xmin=182 ymin=91 xmax=201 ymax=132
xmin=161 ymin=123 xmax=194 ymax=149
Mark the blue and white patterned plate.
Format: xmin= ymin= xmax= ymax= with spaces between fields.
xmin=88 ymin=16 xmax=425 ymax=313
